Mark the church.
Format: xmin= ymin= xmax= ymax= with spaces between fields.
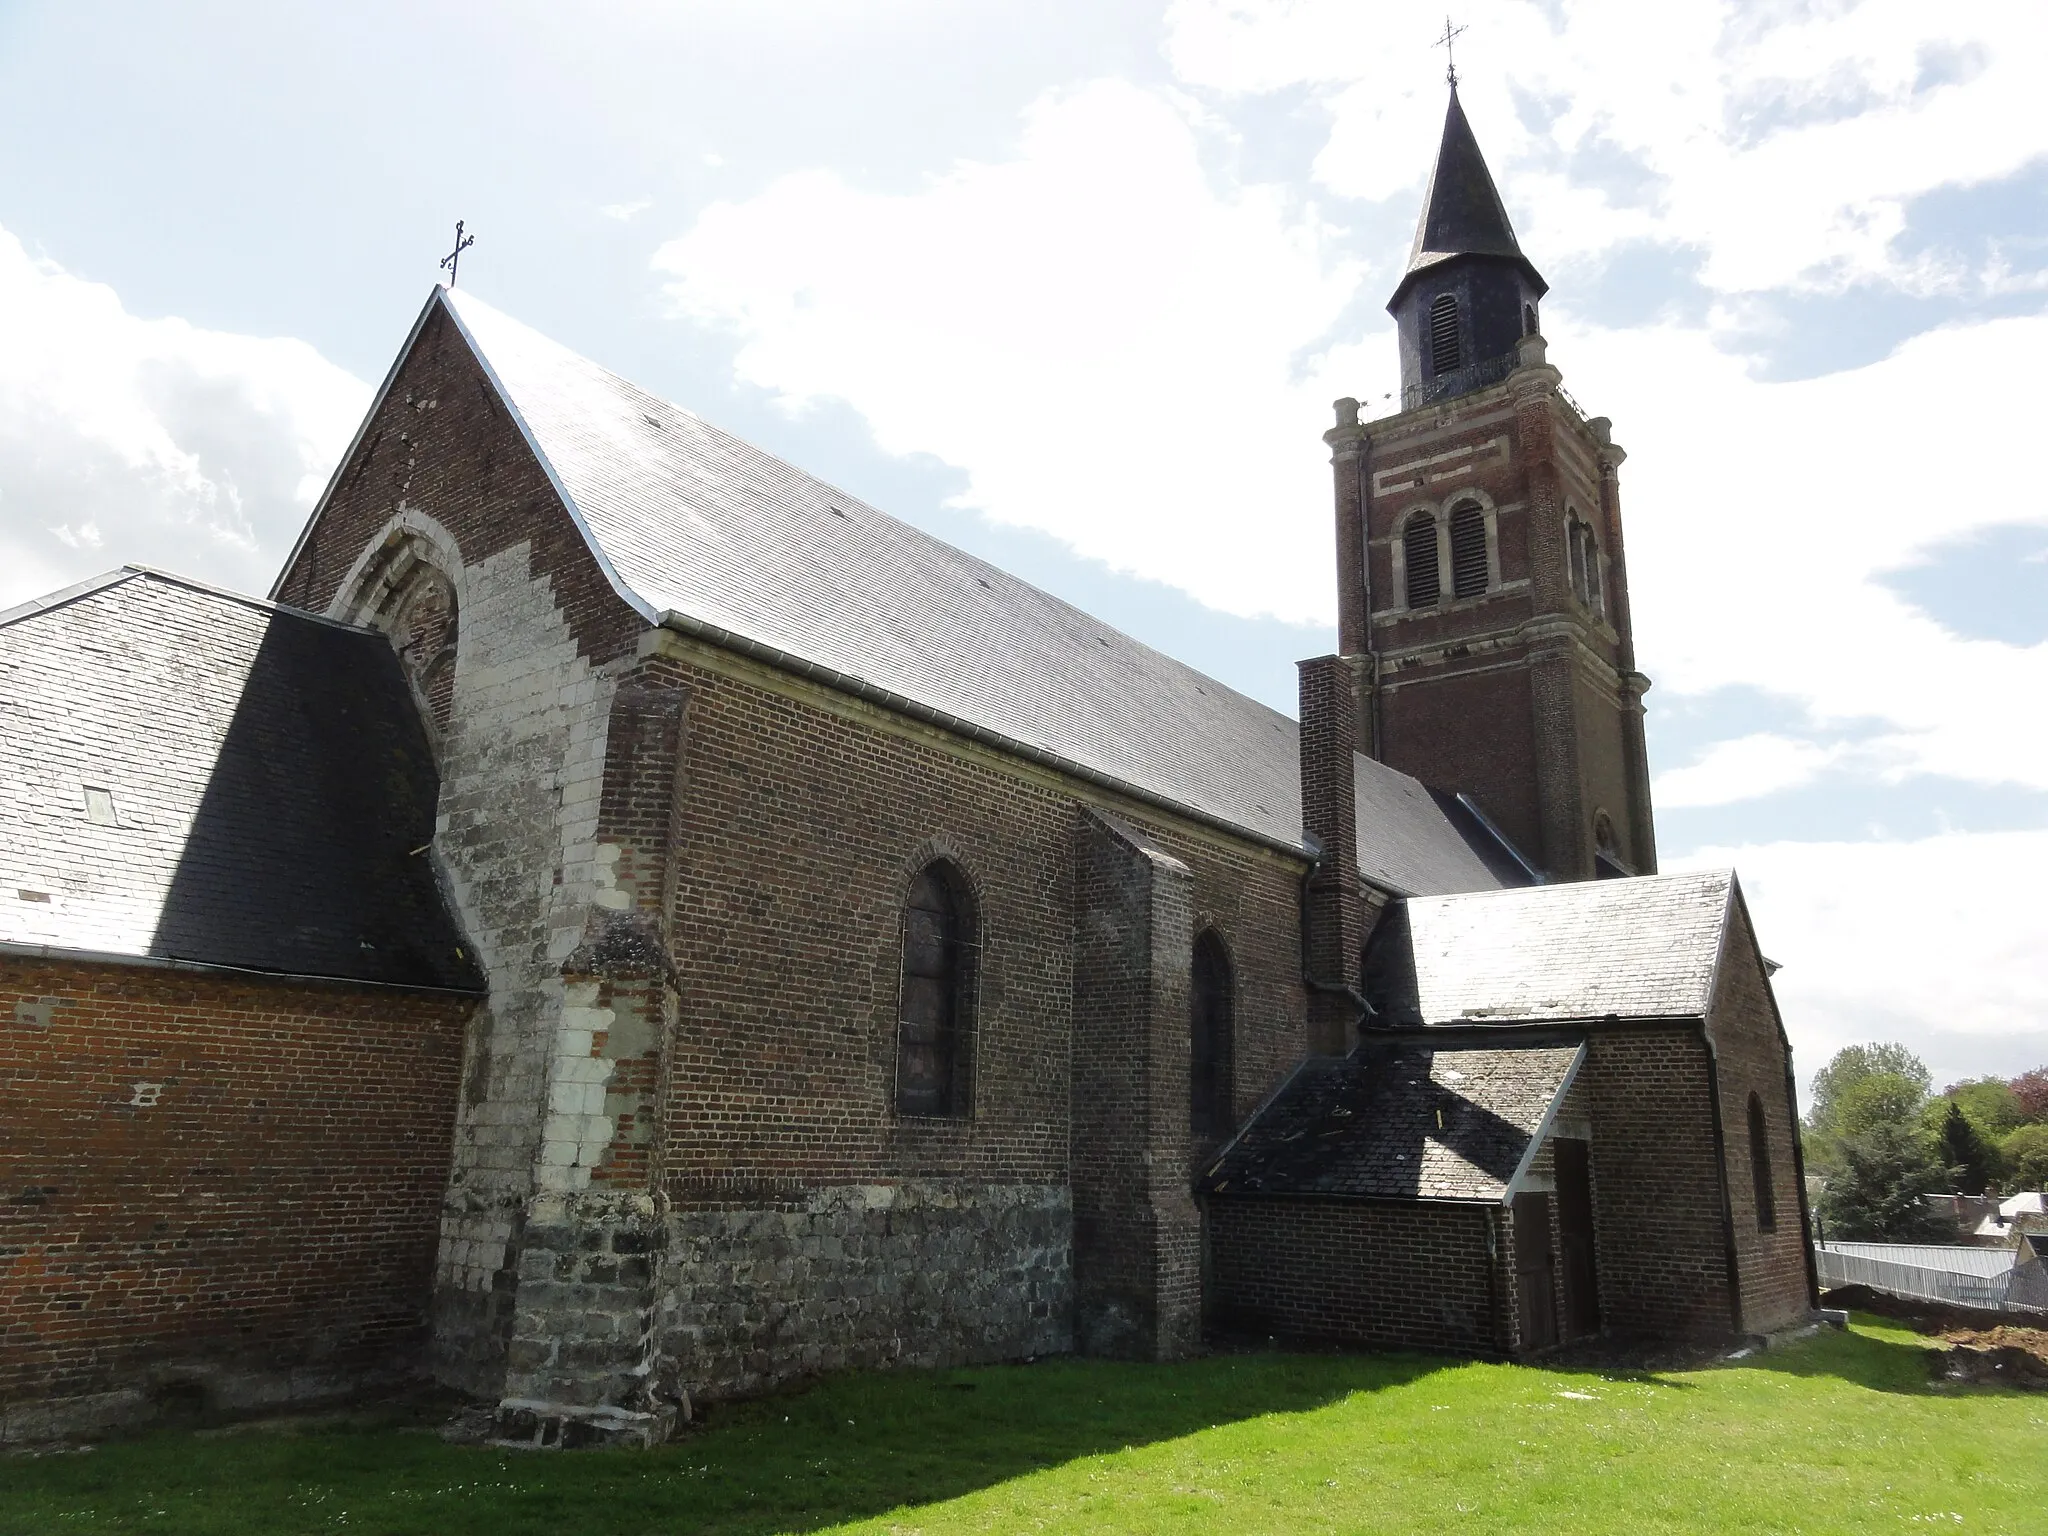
xmin=0 ymin=91 xmax=1816 ymax=1447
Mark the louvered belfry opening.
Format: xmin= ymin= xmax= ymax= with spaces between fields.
xmin=1427 ymin=293 xmax=1462 ymax=376
xmin=1190 ymin=931 xmax=1235 ymax=1143
xmin=1449 ymin=504 xmax=1488 ymax=598
xmin=896 ymin=862 xmax=975 ymax=1117
xmin=1403 ymin=514 xmax=1441 ymax=609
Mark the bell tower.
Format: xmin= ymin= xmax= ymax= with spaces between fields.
xmin=1326 ymin=87 xmax=1656 ymax=881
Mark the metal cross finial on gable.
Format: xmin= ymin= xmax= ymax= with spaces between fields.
xmin=1435 ymin=14 xmax=1467 ymax=89
xmin=439 ymin=220 xmax=475 ymax=288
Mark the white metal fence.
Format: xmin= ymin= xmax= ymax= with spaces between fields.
xmin=1814 ymin=1241 xmax=2041 ymax=1313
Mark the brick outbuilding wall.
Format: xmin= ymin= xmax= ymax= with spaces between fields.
xmin=1207 ymin=1196 xmax=1506 ymax=1355
xmin=1578 ymin=1027 xmax=1737 ymax=1337
xmin=0 ymin=959 xmax=471 ymax=1442
xmin=1707 ymin=901 xmax=1817 ymax=1333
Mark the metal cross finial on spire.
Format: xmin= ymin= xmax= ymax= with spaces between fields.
xmin=1435 ymin=15 xmax=1467 ymax=89
xmin=438 ymin=220 xmax=475 ymax=288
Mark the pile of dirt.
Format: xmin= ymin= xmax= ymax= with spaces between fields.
xmin=1930 ymin=1324 xmax=2048 ymax=1388
xmin=1928 ymin=1340 xmax=2048 ymax=1390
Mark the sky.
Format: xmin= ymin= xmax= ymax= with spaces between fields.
xmin=1 ymin=0 xmax=2043 ymax=1099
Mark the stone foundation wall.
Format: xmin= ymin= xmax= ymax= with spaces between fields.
xmin=655 ymin=1183 xmax=1070 ymax=1404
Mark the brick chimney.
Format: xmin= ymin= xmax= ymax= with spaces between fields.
xmin=1297 ymin=654 xmax=1367 ymax=1055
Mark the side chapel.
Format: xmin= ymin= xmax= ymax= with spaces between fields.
xmin=0 ymin=89 xmax=1817 ymax=1446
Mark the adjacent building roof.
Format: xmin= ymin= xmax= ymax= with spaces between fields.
xmin=398 ymin=289 xmax=1522 ymax=895
xmin=1390 ymin=87 xmax=1546 ymax=307
xmin=1367 ymin=869 xmax=1737 ymax=1026
xmin=0 ymin=570 xmax=481 ymax=992
xmin=1202 ymin=1040 xmax=1584 ymax=1204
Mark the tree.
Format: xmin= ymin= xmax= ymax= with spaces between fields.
xmin=2012 ymin=1068 xmax=2048 ymax=1125
xmin=1814 ymin=1120 xmax=1957 ymax=1241
xmin=1805 ymin=1052 xmax=1931 ymax=1182
xmin=1809 ymin=1044 xmax=1931 ymax=1135
xmin=1941 ymin=1077 xmax=2026 ymax=1141
xmin=2004 ymin=1124 xmax=2048 ymax=1192
xmin=1933 ymin=1100 xmax=1999 ymax=1196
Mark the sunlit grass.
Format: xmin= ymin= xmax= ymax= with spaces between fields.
xmin=4 ymin=1317 xmax=2043 ymax=1534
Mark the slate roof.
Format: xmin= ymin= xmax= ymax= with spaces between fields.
xmin=0 ymin=570 xmax=481 ymax=991
xmin=1367 ymin=869 xmax=1737 ymax=1026
xmin=363 ymin=289 xmax=1526 ymax=896
xmin=1390 ymin=88 xmax=1546 ymax=308
xmin=1202 ymin=1040 xmax=1584 ymax=1204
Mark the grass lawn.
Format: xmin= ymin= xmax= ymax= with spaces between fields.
xmin=4 ymin=1317 xmax=2044 ymax=1535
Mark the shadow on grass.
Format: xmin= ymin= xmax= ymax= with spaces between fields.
xmin=1735 ymin=1311 xmax=2005 ymax=1397
xmin=0 ymin=1351 xmax=1449 ymax=1536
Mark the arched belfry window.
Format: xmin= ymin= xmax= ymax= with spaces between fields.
xmin=1428 ymin=294 xmax=1462 ymax=376
xmin=1566 ymin=513 xmax=1606 ymax=621
xmin=1190 ymin=931 xmax=1234 ymax=1142
xmin=1593 ymin=812 xmax=1628 ymax=879
xmin=895 ymin=862 xmax=977 ymax=1117
xmin=1747 ymin=1093 xmax=1777 ymax=1231
xmin=1580 ymin=521 xmax=1606 ymax=621
xmin=1403 ymin=513 xmax=1441 ymax=610
xmin=1523 ymin=302 xmax=1539 ymax=338
xmin=1449 ymin=503 xmax=1489 ymax=599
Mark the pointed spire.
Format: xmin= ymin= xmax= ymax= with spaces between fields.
xmin=1391 ymin=88 xmax=1545 ymax=305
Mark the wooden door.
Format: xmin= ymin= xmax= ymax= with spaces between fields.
xmin=1513 ymin=1192 xmax=1559 ymax=1351
xmin=1554 ymin=1139 xmax=1601 ymax=1339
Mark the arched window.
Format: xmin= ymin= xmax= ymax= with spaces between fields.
xmin=1403 ymin=513 xmax=1441 ymax=609
xmin=339 ymin=530 xmax=463 ymax=737
xmin=1592 ymin=812 xmax=1627 ymax=879
xmin=1523 ymin=302 xmax=1539 ymax=338
xmin=1747 ymin=1093 xmax=1777 ymax=1231
xmin=1427 ymin=293 xmax=1462 ymax=376
xmin=1449 ymin=503 xmax=1489 ymax=599
xmin=1565 ymin=514 xmax=1606 ymax=620
xmin=895 ymin=862 xmax=976 ymax=1117
xmin=1190 ymin=931 xmax=1234 ymax=1142
xmin=1578 ymin=520 xmax=1606 ymax=621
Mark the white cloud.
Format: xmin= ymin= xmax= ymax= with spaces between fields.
xmin=1655 ymin=734 xmax=1844 ymax=809
xmin=654 ymin=79 xmax=1370 ymax=624
xmin=600 ymin=197 xmax=654 ymax=222
xmin=1165 ymin=0 xmax=2048 ymax=299
xmin=0 ymin=226 xmax=367 ymax=609
xmin=1557 ymin=306 xmax=2048 ymax=794
xmin=1673 ymin=832 xmax=2048 ymax=1097
xmin=648 ymin=51 xmax=2048 ymax=798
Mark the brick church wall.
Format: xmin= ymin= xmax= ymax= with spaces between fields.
xmin=642 ymin=638 xmax=1304 ymax=1400
xmin=271 ymin=308 xmax=664 ymax=1406
xmin=274 ymin=308 xmax=1313 ymax=1417
xmin=1206 ymin=1197 xmax=1504 ymax=1355
xmin=1706 ymin=901 xmax=1816 ymax=1333
xmin=0 ymin=958 xmax=469 ymax=1443
xmin=1070 ymin=810 xmax=1200 ymax=1359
